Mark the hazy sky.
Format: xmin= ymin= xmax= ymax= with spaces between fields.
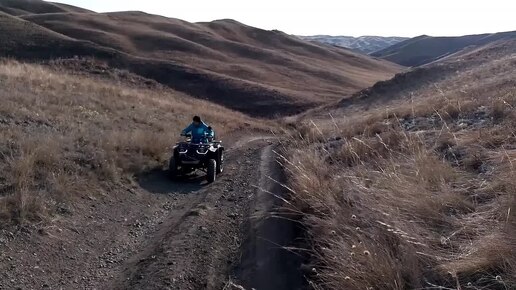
xmin=51 ymin=0 xmax=516 ymax=37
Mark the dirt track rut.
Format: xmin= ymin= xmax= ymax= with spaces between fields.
xmin=112 ymin=137 xmax=272 ymax=289
xmin=236 ymin=145 xmax=304 ymax=290
xmin=0 ymin=136 xmax=304 ymax=290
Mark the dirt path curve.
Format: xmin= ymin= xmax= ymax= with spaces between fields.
xmin=0 ymin=135 xmax=304 ymax=290
xmin=110 ymin=136 xmax=277 ymax=289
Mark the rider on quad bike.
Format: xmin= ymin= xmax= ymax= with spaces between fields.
xmin=169 ymin=116 xmax=224 ymax=183
xmin=181 ymin=116 xmax=214 ymax=143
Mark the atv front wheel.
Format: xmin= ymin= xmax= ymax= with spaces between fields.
xmin=169 ymin=156 xmax=179 ymax=179
xmin=207 ymin=159 xmax=217 ymax=183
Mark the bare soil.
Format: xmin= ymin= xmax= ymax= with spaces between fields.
xmin=0 ymin=136 xmax=305 ymax=290
xmin=236 ymin=145 xmax=305 ymax=290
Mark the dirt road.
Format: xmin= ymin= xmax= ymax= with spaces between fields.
xmin=0 ymin=136 xmax=304 ymax=289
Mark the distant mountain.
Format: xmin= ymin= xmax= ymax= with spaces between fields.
xmin=298 ymin=35 xmax=409 ymax=54
xmin=371 ymin=31 xmax=516 ymax=67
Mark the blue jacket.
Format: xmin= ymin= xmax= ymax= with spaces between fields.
xmin=182 ymin=121 xmax=214 ymax=142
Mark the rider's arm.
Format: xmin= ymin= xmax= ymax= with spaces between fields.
xmin=182 ymin=123 xmax=193 ymax=135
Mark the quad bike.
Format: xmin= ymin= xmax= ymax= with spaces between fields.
xmin=169 ymin=133 xmax=224 ymax=183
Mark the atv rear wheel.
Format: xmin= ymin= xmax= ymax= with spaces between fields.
xmin=207 ymin=159 xmax=216 ymax=183
xmin=169 ymin=156 xmax=179 ymax=179
xmin=217 ymin=150 xmax=224 ymax=174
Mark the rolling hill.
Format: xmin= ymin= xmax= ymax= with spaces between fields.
xmin=0 ymin=0 xmax=91 ymax=15
xmin=372 ymin=30 xmax=516 ymax=67
xmin=299 ymin=35 xmax=408 ymax=54
xmin=0 ymin=0 xmax=402 ymax=117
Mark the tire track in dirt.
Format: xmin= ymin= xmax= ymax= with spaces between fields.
xmin=111 ymin=191 xmax=210 ymax=289
xmin=0 ymin=135 xmax=305 ymax=290
xmin=109 ymin=136 xmax=301 ymax=289
xmin=234 ymin=144 xmax=305 ymax=290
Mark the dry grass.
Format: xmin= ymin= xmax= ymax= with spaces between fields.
xmin=285 ymin=44 xmax=516 ymax=289
xmin=0 ymin=60 xmax=262 ymax=225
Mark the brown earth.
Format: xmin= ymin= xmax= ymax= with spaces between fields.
xmin=0 ymin=135 xmax=304 ymax=290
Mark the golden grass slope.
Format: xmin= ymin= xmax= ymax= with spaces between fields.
xmin=285 ymin=39 xmax=516 ymax=289
xmin=0 ymin=60 xmax=261 ymax=224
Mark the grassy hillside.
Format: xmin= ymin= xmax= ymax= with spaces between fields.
xmin=0 ymin=0 xmax=91 ymax=15
xmin=22 ymin=11 xmax=401 ymax=91
xmin=0 ymin=60 xmax=262 ymax=224
xmin=286 ymin=39 xmax=516 ymax=289
xmin=372 ymin=31 xmax=516 ymax=67
xmin=0 ymin=11 xmax=118 ymax=59
xmin=0 ymin=0 xmax=402 ymax=117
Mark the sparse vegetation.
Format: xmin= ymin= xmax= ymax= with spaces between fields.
xmin=0 ymin=60 xmax=260 ymax=225
xmin=285 ymin=42 xmax=516 ymax=289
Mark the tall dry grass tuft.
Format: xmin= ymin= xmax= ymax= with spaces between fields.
xmin=288 ymin=129 xmax=515 ymax=289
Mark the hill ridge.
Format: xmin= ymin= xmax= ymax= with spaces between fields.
xmin=372 ymin=30 xmax=516 ymax=66
xmin=0 ymin=0 xmax=402 ymax=117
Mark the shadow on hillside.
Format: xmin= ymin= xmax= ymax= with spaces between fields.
xmin=137 ymin=169 xmax=205 ymax=194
